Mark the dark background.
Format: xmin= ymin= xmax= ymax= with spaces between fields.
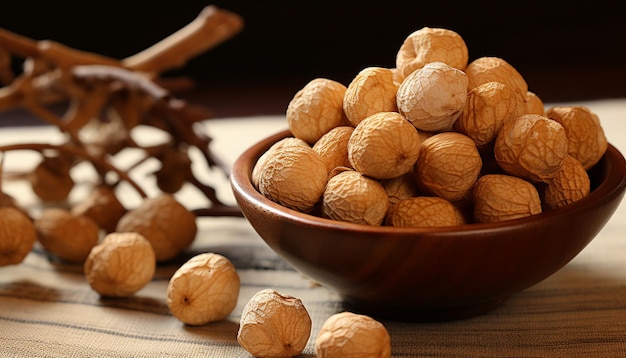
xmin=1 ymin=1 xmax=625 ymax=117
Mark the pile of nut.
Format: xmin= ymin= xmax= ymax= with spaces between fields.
xmin=254 ymin=27 xmax=608 ymax=227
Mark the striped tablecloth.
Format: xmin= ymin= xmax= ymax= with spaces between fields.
xmin=1 ymin=98 xmax=625 ymax=357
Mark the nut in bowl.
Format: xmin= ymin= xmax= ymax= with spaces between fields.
xmin=231 ymin=129 xmax=626 ymax=322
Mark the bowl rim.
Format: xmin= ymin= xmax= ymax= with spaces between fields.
xmin=231 ymin=129 xmax=626 ymax=235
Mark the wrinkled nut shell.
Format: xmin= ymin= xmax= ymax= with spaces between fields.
xmin=116 ymin=194 xmax=197 ymax=262
xmin=286 ymin=78 xmax=348 ymax=144
xmin=84 ymin=232 xmax=156 ymax=297
xmin=348 ymin=111 xmax=421 ymax=179
xmin=343 ymin=67 xmax=398 ymax=126
xmin=465 ymin=56 xmax=528 ymax=95
xmin=167 ymin=253 xmax=240 ymax=325
xmin=415 ymin=132 xmax=482 ymax=202
xmin=0 ymin=207 xmax=37 ymax=266
xmin=473 ymin=174 xmax=542 ymax=223
xmin=494 ymin=114 xmax=569 ymax=182
xmin=388 ymin=196 xmax=465 ymax=227
xmin=545 ymin=105 xmax=608 ymax=170
xmin=315 ymin=311 xmax=391 ymax=358
xmin=322 ymin=170 xmax=389 ymax=226
xmin=258 ymin=145 xmax=328 ymax=213
xmin=71 ymin=185 xmax=126 ymax=233
xmin=455 ymin=81 xmax=527 ymax=147
xmin=395 ymin=27 xmax=468 ymax=79
xmin=381 ymin=172 xmax=422 ymax=207
xmin=29 ymin=156 xmax=75 ymax=202
xmin=525 ymin=91 xmax=545 ymax=115
xmin=544 ymin=155 xmax=590 ymax=209
xmin=397 ymin=61 xmax=468 ymax=132
xmin=252 ymin=137 xmax=309 ymax=188
xmin=238 ymin=289 xmax=311 ymax=358
xmin=313 ymin=126 xmax=355 ymax=173
xmin=35 ymin=208 xmax=100 ymax=263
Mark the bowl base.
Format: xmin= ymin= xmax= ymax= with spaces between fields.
xmin=341 ymin=296 xmax=509 ymax=322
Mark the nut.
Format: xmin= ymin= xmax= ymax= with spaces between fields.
xmin=396 ymin=61 xmax=468 ymax=132
xmin=29 ymin=154 xmax=75 ymax=202
xmin=348 ymin=111 xmax=421 ymax=179
xmin=343 ymin=67 xmax=398 ymax=126
xmin=415 ymin=132 xmax=482 ymax=202
xmin=167 ymin=252 xmax=240 ymax=325
xmin=71 ymin=185 xmax=127 ymax=233
xmin=322 ymin=169 xmax=389 ymax=226
xmin=84 ymin=232 xmax=156 ymax=297
xmin=155 ymin=148 xmax=192 ymax=194
xmin=543 ymin=155 xmax=590 ymax=209
xmin=465 ymin=56 xmax=528 ymax=95
xmin=286 ymin=78 xmax=348 ymax=145
xmin=315 ymin=311 xmax=391 ymax=358
xmin=0 ymin=206 xmax=37 ymax=266
xmin=545 ymin=105 xmax=608 ymax=169
xmin=312 ymin=126 xmax=354 ymax=173
xmin=494 ymin=114 xmax=569 ymax=182
xmin=388 ymin=196 xmax=465 ymax=227
xmin=257 ymin=144 xmax=328 ymax=213
xmin=34 ymin=208 xmax=100 ymax=263
xmin=237 ymin=288 xmax=311 ymax=358
xmin=455 ymin=81 xmax=526 ymax=147
xmin=381 ymin=172 xmax=422 ymax=207
xmin=382 ymin=173 xmax=422 ymax=224
xmin=252 ymin=137 xmax=309 ymax=188
xmin=115 ymin=193 xmax=197 ymax=262
xmin=472 ymin=174 xmax=542 ymax=223
xmin=525 ymin=91 xmax=545 ymax=115
xmin=395 ymin=27 xmax=468 ymax=80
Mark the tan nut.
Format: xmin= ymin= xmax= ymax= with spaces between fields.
xmin=465 ymin=56 xmax=528 ymax=95
xmin=313 ymin=126 xmax=354 ymax=174
xmin=525 ymin=91 xmax=545 ymax=115
xmin=395 ymin=27 xmax=468 ymax=80
xmin=286 ymin=78 xmax=348 ymax=144
xmin=544 ymin=155 xmax=590 ymax=209
xmin=494 ymin=114 xmax=569 ymax=182
xmin=455 ymin=81 xmax=526 ymax=147
xmin=34 ymin=208 xmax=100 ymax=263
xmin=115 ymin=193 xmax=197 ymax=262
xmin=322 ymin=169 xmax=389 ymax=226
xmin=238 ymin=288 xmax=311 ymax=358
xmin=343 ymin=67 xmax=398 ymax=126
xmin=388 ymin=196 xmax=465 ymax=227
xmin=348 ymin=111 xmax=421 ymax=179
xmin=315 ymin=311 xmax=391 ymax=358
xmin=84 ymin=232 xmax=156 ymax=297
xmin=397 ymin=61 xmax=468 ymax=132
xmin=472 ymin=174 xmax=542 ymax=223
xmin=0 ymin=207 xmax=37 ymax=266
xmin=71 ymin=185 xmax=126 ymax=233
xmin=29 ymin=154 xmax=75 ymax=202
xmin=381 ymin=172 xmax=421 ymax=207
xmin=252 ymin=136 xmax=309 ymax=189
xmin=415 ymin=132 xmax=482 ymax=202
xmin=257 ymin=144 xmax=328 ymax=213
xmin=545 ymin=105 xmax=608 ymax=169
xmin=167 ymin=252 xmax=240 ymax=325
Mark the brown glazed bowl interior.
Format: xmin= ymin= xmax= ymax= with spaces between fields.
xmin=230 ymin=129 xmax=626 ymax=322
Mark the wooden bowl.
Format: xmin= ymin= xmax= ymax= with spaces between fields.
xmin=230 ymin=129 xmax=626 ymax=321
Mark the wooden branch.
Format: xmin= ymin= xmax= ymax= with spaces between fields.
xmin=0 ymin=142 xmax=148 ymax=199
xmin=0 ymin=6 xmax=244 ymax=217
xmin=122 ymin=5 xmax=244 ymax=74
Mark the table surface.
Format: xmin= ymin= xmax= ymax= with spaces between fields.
xmin=1 ymin=98 xmax=625 ymax=357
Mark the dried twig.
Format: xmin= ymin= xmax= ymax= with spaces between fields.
xmin=0 ymin=5 xmax=244 ymax=217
